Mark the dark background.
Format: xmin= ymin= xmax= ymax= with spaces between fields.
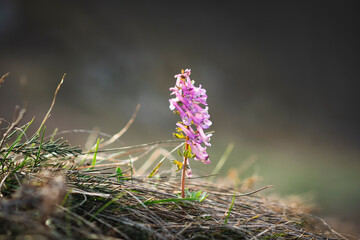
xmin=1 ymin=0 xmax=359 ymax=232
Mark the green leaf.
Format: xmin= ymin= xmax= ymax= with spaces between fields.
xmin=183 ymin=149 xmax=193 ymax=158
xmin=182 ymin=144 xmax=186 ymax=152
xmin=171 ymin=160 xmax=183 ymax=172
xmin=173 ymin=133 xmax=185 ymax=139
xmin=195 ymin=190 xmax=202 ymax=199
xmin=116 ymin=166 xmax=123 ymax=176
xmin=187 ymin=145 xmax=196 ymax=158
xmin=182 ymin=189 xmax=209 ymax=202
xmin=177 ymin=149 xmax=183 ymax=157
xmin=116 ymin=167 xmax=123 ymax=182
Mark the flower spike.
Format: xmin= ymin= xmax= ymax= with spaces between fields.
xmin=169 ymin=69 xmax=212 ymax=198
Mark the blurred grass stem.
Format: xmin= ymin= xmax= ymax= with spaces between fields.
xmin=210 ymin=142 xmax=234 ymax=181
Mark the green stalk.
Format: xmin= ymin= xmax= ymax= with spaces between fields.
xmin=88 ymin=138 xmax=100 ymax=170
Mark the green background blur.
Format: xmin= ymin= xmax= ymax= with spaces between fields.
xmin=1 ymin=0 xmax=359 ymax=232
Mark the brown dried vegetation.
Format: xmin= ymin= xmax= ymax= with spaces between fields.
xmin=0 ymin=76 xmax=347 ymax=240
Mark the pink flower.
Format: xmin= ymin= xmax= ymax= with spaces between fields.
xmin=170 ymin=100 xmax=191 ymax=125
xmin=170 ymin=69 xmax=212 ymax=168
xmin=196 ymin=125 xmax=212 ymax=146
xmin=189 ymin=141 xmax=210 ymax=164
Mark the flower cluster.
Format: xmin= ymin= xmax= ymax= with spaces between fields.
xmin=169 ymin=69 xmax=212 ymax=170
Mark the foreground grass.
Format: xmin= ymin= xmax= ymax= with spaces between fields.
xmin=0 ymin=123 xmax=346 ymax=240
xmin=0 ymin=171 xmax=344 ymax=240
xmin=0 ymin=76 xmax=346 ymax=239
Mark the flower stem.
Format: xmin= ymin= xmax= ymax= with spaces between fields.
xmin=181 ymin=141 xmax=189 ymax=198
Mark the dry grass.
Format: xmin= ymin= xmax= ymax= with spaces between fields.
xmin=0 ymin=169 xmax=346 ymax=240
xmin=0 ymin=75 xmax=348 ymax=240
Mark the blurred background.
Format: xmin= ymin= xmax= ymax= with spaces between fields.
xmin=1 ymin=0 xmax=359 ymax=233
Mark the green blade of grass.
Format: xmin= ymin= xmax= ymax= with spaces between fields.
xmin=88 ymin=138 xmax=100 ymax=170
xmin=89 ymin=193 xmax=125 ymax=221
xmin=143 ymin=197 xmax=197 ymax=206
xmin=209 ymin=142 xmax=234 ymax=181
xmin=199 ymin=192 xmax=209 ymax=202
xmin=61 ymin=190 xmax=72 ymax=206
xmin=11 ymin=156 xmax=29 ymax=175
xmin=50 ymin=128 xmax=58 ymax=142
xmin=224 ymin=186 xmax=237 ymax=225
xmin=34 ymin=126 xmax=46 ymax=167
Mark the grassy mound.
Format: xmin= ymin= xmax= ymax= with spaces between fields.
xmin=0 ymin=121 xmax=345 ymax=240
xmin=0 ymin=170 xmax=344 ymax=239
xmin=0 ymin=75 xmax=345 ymax=239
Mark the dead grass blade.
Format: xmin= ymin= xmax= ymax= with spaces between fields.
xmin=36 ymin=73 xmax=65 ymax=134
xmin=99 ymin=103 xmax=140 ymax=148
xmin=0 ymin=72 xmax=9 ymax=87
